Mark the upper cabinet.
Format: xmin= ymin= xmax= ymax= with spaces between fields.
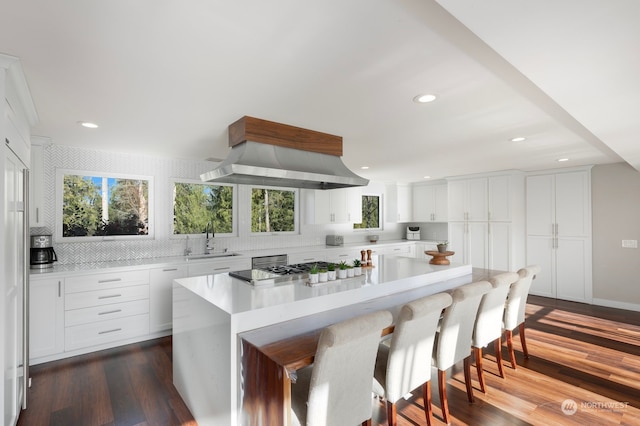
xmin=412 ymin=182 xmax=448 ymax=222
xmin=448 ymin=178 xmax=488 ymax=222
xmin=304 ymin=187 xmax=362 ymax=224
xmin=30 ymin=137 xmax=49 ymax=227
xmin=385 ymin=183 xmax=412 ymax=223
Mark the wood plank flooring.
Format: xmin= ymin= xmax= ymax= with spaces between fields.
xmin=18 ymin=295 xmax=640 ymax=425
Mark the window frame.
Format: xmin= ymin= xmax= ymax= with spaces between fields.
xmin=248 ymin=185 xmax=299 ymax=236
xmin=170 ymin=178 xmax=237 ymax=238
xmin=55 ymin=169 xmax=155 ymax=242
xmin=353 ymin=192 xmax=383 ymax=231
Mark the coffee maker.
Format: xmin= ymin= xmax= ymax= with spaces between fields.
xmin=30 ymin=235 xmax=57 ymax=269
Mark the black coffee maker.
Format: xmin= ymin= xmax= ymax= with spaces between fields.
xmin=30 ymin=235 xmax=57 ymax=269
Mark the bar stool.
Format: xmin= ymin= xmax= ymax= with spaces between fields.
xmin=503 ymin=265 xmax=540 ymax=369
xmin=433 ymin=281 xmax=492 ymax=424
xmin=290 ymin=310 xmax=393 ymax=426
xmin=373 ymin=292 xmax=453 ymax=426
xmin=471 ymin=272 xmax=519 ymax=392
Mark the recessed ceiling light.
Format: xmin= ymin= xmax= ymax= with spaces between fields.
xmin=510 ymin=137 xmax=526 ymax=142
xmin=413 ymin=94 xmax=437 ymax=103
xmin=423 ymin=175 xmax=431 ymax=179
xmin=557 ymin=158 xmax=569 ymax=162
xmin=78 ymin=121 xmax=98 ymax=129
xmin=360 ymin=166 xmax=369 ymax=170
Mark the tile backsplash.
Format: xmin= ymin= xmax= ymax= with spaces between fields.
xmin=32 ymin=144 xmax=405 ymax=264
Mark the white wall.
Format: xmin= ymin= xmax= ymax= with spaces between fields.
xmin=33 ymin=144 xmax=404 ymax=264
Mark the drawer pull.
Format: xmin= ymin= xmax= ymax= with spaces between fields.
xmin=214 ymin=267 xmax=230 ymax=271
xmin=98 ymin=328 xmax=122 ymax=335
xmin=163 ymin=268 xmax=178 ymax=272
xmin=98 ymin=294 xmax=122 ymax=299
xmin=98 ymin=278 xmax=122 ymax=284
xmin=98 ymin=309 xmax=122 ymax=316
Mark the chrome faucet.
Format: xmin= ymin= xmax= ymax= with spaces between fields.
xmin=205 ymin=222 xmax=215 ymax=254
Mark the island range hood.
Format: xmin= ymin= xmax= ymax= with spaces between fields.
xmin=200 ymin=116 xmax=369 ymax=190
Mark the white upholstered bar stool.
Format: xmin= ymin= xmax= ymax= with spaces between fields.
xmin=290 ymin=310 xmax=393 ymax=426
xmin=433 ymin=280 xmax=492 ymax=425
xmin=503 ymin=265 xmax=540 ymax=369
xmin=372 ymin=292 xmax=453 ymax=426
xmin=471 ymin=272 xmax=519 ymax=393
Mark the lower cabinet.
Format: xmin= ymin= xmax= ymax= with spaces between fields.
xmin=149 ymin=265 xmax=187 ymax=333
xmin=414 ymin=242 xmax=438 ymax=260
xmin=29 ymin=277 xmax=65 ymax=360
xmin=449 ymin=222 xmax=513 ymax=270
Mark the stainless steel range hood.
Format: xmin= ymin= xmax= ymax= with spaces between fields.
xmin=201 ymin=116 xmax=369 ymax=190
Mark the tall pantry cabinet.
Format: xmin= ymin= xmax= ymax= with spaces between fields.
xmin=1 ymin=54 xmax=38 ymax=426
xmin=526 ymin=167 xmax=592 ymax=303
xmin=447 ymin=172 xmax=525 ymax=271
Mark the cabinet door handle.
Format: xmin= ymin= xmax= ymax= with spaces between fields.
xmin=98 ymin=294 xmax=122 ymax=299
xmin=98 ymin=278 xmax=122 ymax=284
xmin=36 ymin=207 xmax=39 ymax=223
xmin=163 ymin=268 xmax=178 ymax=272
xmin=58 ymin=281 xmax=61 ymax=297
xmin=214 ymin=267 xmax=230 ymax=271
xmin=98 ymin=309 xmax=122 ymax=316
xmin=98 ymin=328 xmax=122 ymax=335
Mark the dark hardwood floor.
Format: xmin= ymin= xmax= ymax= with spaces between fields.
xmin=18 ymin=295 xmax=640 ymax=425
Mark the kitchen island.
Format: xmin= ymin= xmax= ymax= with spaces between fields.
xmin=172 ymin=255 xmax=473 ymax=425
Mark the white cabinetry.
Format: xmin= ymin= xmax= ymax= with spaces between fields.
xmin=526 ymin=168 xmax=592 ymax=302
xmin=187 ymin=257 xmax=251 ymax=277
xmin=385 ymin=183 xmax=412 ymax=222
xmin=29 ymin=278 xmax=65 ymax=360
xmin=412 ymin=182 xmax=448 ymax=222
xmin=29 ymin=137 xmax=48 ymax=226
xmin=415 ymin=242 xmax=438 ymax=260
xmin=326 ymin=247 xmax=362 ymax=265
xmin=288 ymin=251 xmax=326 ymax=264
xmin=150 ymin=265 xmax=187 ymax=333
xmin=305 ymin=187 xmax=362 ymax=224
xmin=448 ymin=172 xmax=524 ymax=270
xmin=64 ymin=270 xmax=150 ymax=351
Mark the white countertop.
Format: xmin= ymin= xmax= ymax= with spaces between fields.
xmin=173 ymin=254 xmax=471 ymax=333
xmin=29 ymin=239 xmax=438 ymax=278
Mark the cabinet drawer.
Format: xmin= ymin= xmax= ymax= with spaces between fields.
xmin=187 ymin=258 xmax=251 ymax=277
xmin=65 ymin=314 xmax=150 ymax=351
xmin=65 ymin=299 xmax=149 ymax=327
xmin=65 ymin=284 xmax=149 ymax=311
xmin=65 ymin=270 xmax=149 ymax=294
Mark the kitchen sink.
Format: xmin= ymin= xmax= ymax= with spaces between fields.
xmin=185 ymin=252 xmax=241 ymax=261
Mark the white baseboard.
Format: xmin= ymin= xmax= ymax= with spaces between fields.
xmin=592 ymin=298 xmax=640 ymax=313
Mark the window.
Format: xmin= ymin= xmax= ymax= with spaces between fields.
xmin=251 ymin=187 xmax=297 ymax=233
xmin=172 ymin=181 xmax=234 ymax=235
xmin=59 ymin=171 xmax=152 ymax=240
xmin=354 ymin=194 xmax=381 ymax=230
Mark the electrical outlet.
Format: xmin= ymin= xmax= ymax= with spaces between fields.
xmin=621 ymin=240 xmax=637 ymax=248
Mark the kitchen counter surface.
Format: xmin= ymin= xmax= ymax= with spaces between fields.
xmin=172 ymin=254 xmax=471 ymax=425
xmin=29 ymin=239 xmax=438 ymax=278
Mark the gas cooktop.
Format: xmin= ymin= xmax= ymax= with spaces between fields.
xmin=229 ymin=255 xmax=330 ymax=286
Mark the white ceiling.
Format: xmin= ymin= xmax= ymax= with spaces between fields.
xmin=1 ymin=0 xmax=637 ymax=183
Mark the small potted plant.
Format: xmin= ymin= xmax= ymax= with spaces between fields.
xmin=337 ymin=261 xmax=348 ymax=279
xmin=437 ymin=241 xmax=449 ymax=253
xmin=327 ymin=263 xmax=336 ymax=281
xmin=346 ymin=264 xmax=355 ymax=278
xmin=308 ymin=263 xmax=319 ymax=284
xmin=352 ymin=259 xmax=362 ymax=276
xmin=318 ymin=267 xmax=328 ymax=282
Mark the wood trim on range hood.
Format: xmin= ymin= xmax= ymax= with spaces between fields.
xmin=201 ymin=116 xmax=368 ymax=190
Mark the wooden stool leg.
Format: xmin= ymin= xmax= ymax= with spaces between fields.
xmin=474 ymin=347 xmax=486 ymax=393
xmin=519 ymin=323 xmax=530 ymax=359
xmin=386 ymin=400 xmax=397 ymax=426
xmin=423 ymin=381 xmax=433 ymax=426
xmin=463 ymin=356 xmax=475 ymax=403
xmin=494 ymin=337 xmax=505 ymax=379
xmin=438 ymin=369 xmax=451 ymax=425
xmin=362 ymin=419 xmax=372 ymax=426
xmin=506 ymin=329 xmax=517 ymax=369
